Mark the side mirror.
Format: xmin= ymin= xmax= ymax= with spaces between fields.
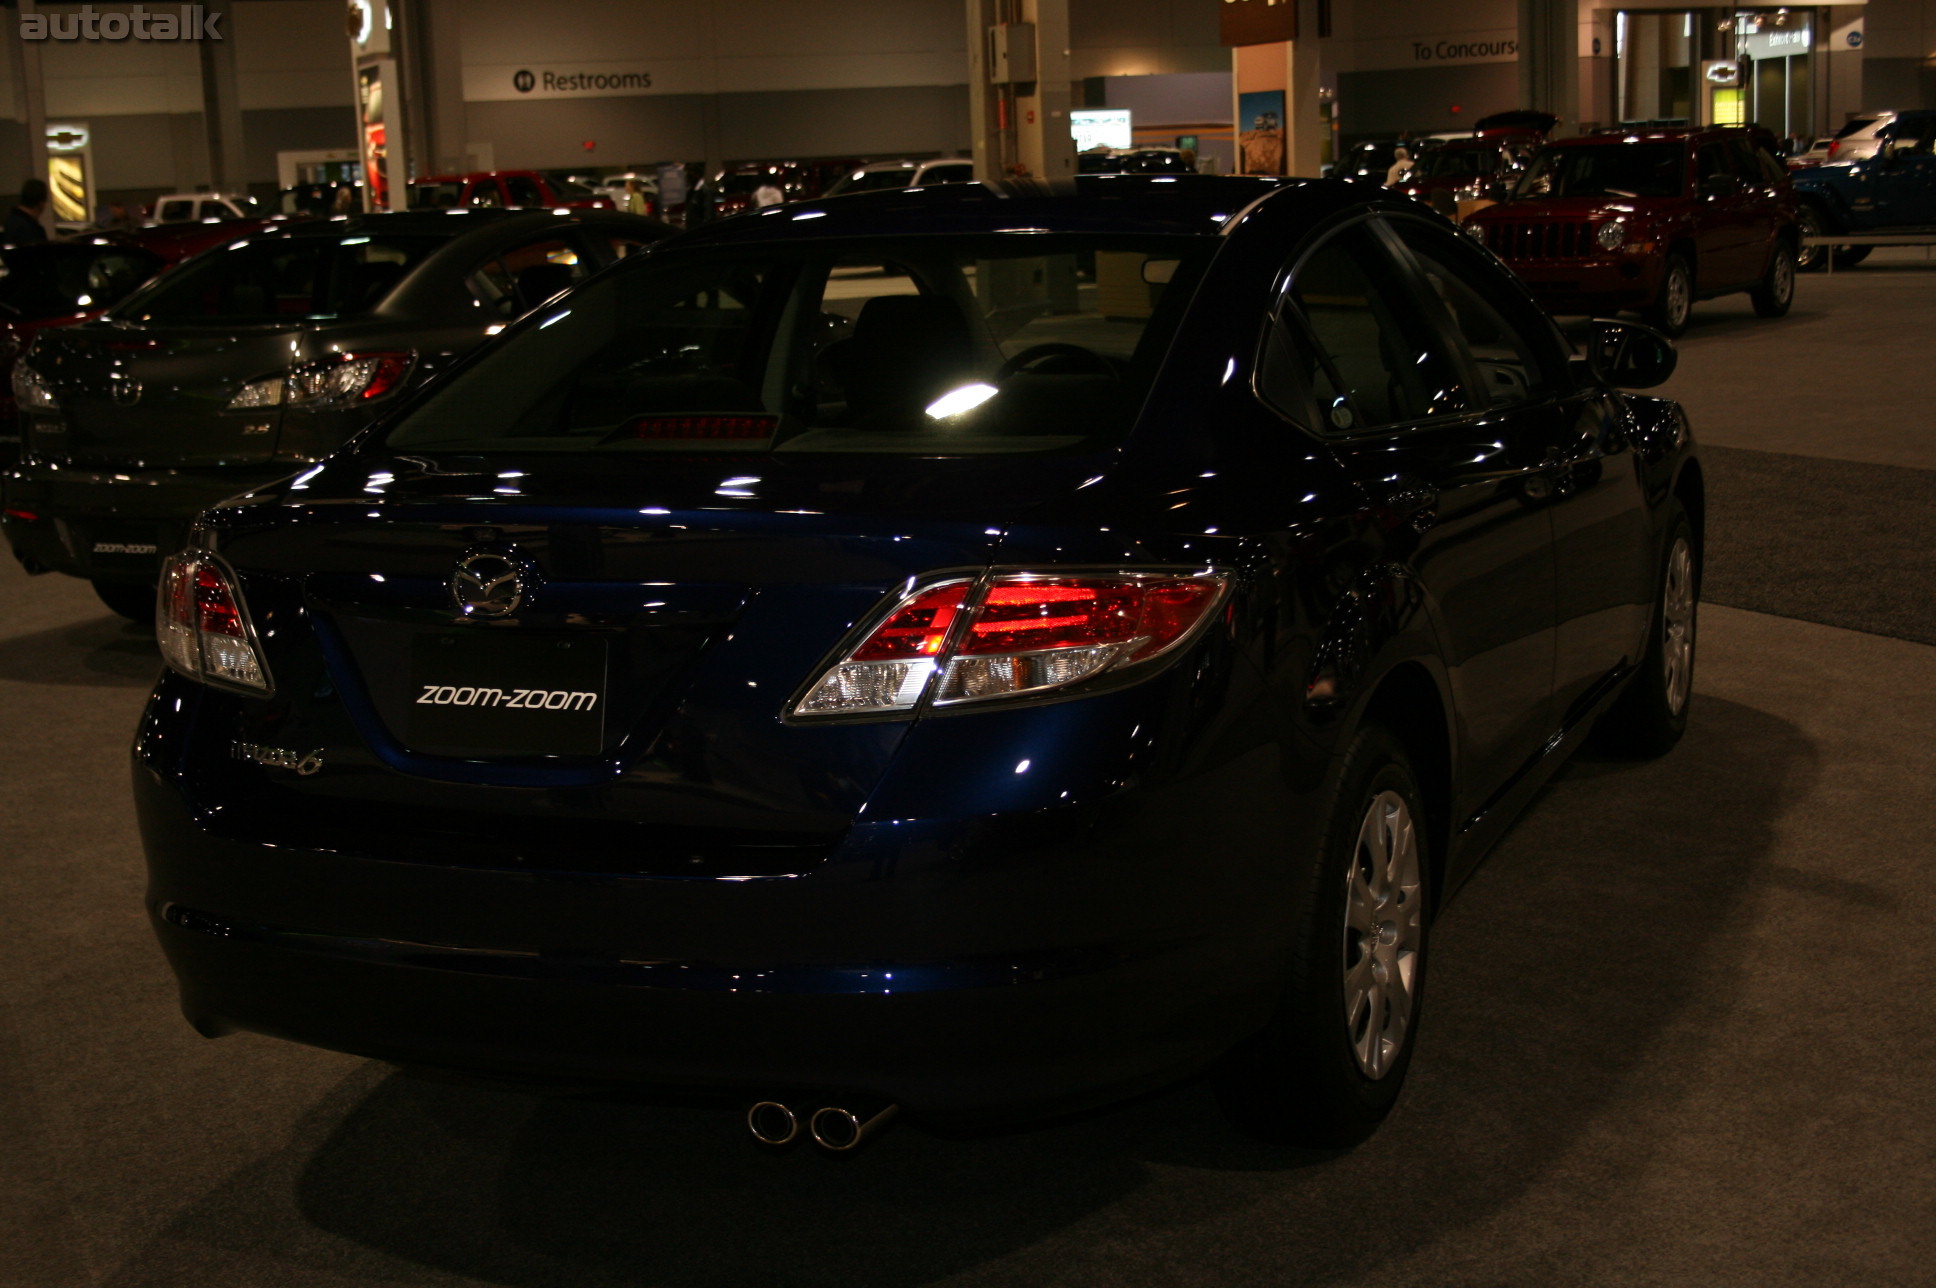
xmin=1698 ymin=173 xmax=1739 ymax=199
xmin=1575 ymin=318 xmax=1677 ymax=390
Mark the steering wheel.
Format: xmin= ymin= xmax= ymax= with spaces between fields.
xmin=996 ymin=342 xmax=1118 ymax=381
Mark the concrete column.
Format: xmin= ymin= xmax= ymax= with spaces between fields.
xmin=197 ymin=3 xmax=246 ymax=194
xmin=1519 ymin=0 xmax=1582 ymax=137
xmin=399 ymin=0 xmax=471 ymax=173
xmin=1288 ymin=0 xmax=1322 ymax=177
xmin=964 ymin=0 xmax=1000 ymax=179
xmin=10 ymin=0 xmax=51 ymax=229
xmin=966 ymin=0 xmax=1072 ymax=184
xmin=1012 ymin=0 xmax=1074 ymax=182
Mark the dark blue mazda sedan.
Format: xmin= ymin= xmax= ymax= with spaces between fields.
xmin=134 ymin=175 xmax=1703 ymax=1150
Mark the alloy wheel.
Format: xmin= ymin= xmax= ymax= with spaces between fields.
xmin=1796 ymin=207 xmax=1825 ymax=271
xmin=1662 ymin=536 xmax=1695 ymax=716
xmin=1663 ymin=266 xmax=1691 ymax=332
xmin=1771 ymin=248 xmax=1795 ymax=307
xmin=1342 ymin=788 xmax=1423 ymax=1080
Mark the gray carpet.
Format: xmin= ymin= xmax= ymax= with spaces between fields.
xmin=1700 ymin=443 xmax=1936 ymax=646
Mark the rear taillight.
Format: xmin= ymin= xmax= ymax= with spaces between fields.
xmin=792 ymin=571 xmax=1228 ymax=719
xmin=227 ymin=351 xmax=414 ymax=411
xmin=1826 ymin=139 xmax=1841 ymax=160
xmin=158 ymin=551 xmax=271 ymax=693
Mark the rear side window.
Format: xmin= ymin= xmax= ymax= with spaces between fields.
xmin=1387 ymin=220 xmax=1557 ymax=405
xmin=1263 ymin=221 xmax=1468 ymax=433
xmin=412 ymin=183 xmax=463 ymax=209
xmin=505 ymin=175 xmax=544 ymax=206
xmin=157 ymin=199 xmax=193 ymax=222
xmin=117 ymin=235 xmax=442 ymax=322
xmin=920 ymin=164 xmax=975 ymax=184
xmin=468 ymin=182 xmax=504 ymax=208
xmin=468 ymin=236 xmax=589 ymax=319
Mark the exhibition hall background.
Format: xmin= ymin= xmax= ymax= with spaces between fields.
xmin=3 ymin=0 xmax=1934 ymax=213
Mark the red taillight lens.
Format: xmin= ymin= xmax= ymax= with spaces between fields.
xmin=851 ymin=583 xmax=967 ymax=660
xmin=793 ymin=572 xmax=1227 ymax=718
xmin=158 ymin=551 xmax=270 ymax=692
xmin=1826 ymin=140 xmax=1841 ymax=160
xmin=193 ymin=561 xmax=244 ymax=637
xmin=350 ymin=351 xmax=414 ymax=401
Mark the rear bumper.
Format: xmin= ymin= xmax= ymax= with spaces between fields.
xmin=134 ymin=701 xmax=1299 ymax=1122
xmin=1498 ymin=255 xmax=1662 ymax=313
xmin=1 ymin=461 xmax=293 ymax=583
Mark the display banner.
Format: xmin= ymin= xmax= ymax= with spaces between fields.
xmin=1071 ymin=109 xmax=1132 ymax=151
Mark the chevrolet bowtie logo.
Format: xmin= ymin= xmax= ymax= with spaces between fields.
xmin=451 ymin=551 xmax=525 ymax=617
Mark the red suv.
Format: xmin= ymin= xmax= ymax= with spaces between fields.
xmin=1463 ymin=126 xmax=1798 ymax=336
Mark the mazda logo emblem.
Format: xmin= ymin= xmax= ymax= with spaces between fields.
xmin=451 ymin=551 xmax=525 ymax=617
xmin=111 ymin=377 xmax=141 ymax=406
xmin=513 ymin=68 xmax=535 ymax=93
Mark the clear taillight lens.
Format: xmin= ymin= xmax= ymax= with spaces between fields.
xmin=157 ymin=551 xmax=271 ymax=693
xmin=12 ymin=363 xmax=58 ymax=411
xmin=792 ymin=572 xmax=1228 ymax=719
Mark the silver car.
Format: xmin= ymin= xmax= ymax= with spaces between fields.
xmin=823 ymin=158 xmax=977 ymax=197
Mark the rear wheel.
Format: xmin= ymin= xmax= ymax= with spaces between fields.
xmin=1595 ymin=509 xmax=1698 ymax=757
xmin=1750 ymin=241 xmax=1796 ymax=317
xmin=93 ymin=579 xmax=155 ymax=622
xmin=1831 ymin=245 xmax=1872 ymax=269
xmin=1218 ymin=725 xmax=1430 ymax=1149
xmin=1643 ymin=256 xmax=1692 ymax=338
xmin=1795 ymin=204 xmax=1831 ymax=272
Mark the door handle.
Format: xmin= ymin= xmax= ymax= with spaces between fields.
xmin=1371 ymin=476 xmax=1439 ymax=531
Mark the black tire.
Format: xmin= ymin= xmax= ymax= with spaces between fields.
xmin=1831 ymin=245 xmax=1872 ymax=269
xmin=1750 ymin=240 xmax=1796 ymax=318
xmin=1795 ymin=204 xmax=1831 ymax=272
xmin=1642 ymin=255 xmax=1692 ymax=338
xmin=93 ymin=579 xmax=155 ymax=622
xmin=1595 ymin=509 xmax=1698 ymax=757
xmin=1217 ymin=725 xmax=1431 ymax=1149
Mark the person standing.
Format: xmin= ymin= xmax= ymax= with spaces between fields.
xmin=5 ymin=178 xmax=50 ymax=243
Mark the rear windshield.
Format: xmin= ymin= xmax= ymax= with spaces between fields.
xmin=410 ymin=183 xmax=465 ymax=209
xmin=1516 ymin=143 xmax=1685 ymax=198
xmin=826 ymin=169 xmax=915 ymax=196
xmin=1832 ymin=118 xmax=1878 ymax=139
xmin=385 ymin=233 xmax=1215 ymax=456
xmin=114 ymin=235 xmax=444 ymax=323
xmin=0 ymin=245 xmax=161 ymax=319
xmin=1416 ymin=146 xmax=1497 ymax=179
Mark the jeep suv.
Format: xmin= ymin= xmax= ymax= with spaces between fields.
xmin=1791 ymin=109 xmax=1936 ymax=270
xmin=1463 ymin=126 xmax=1799 ymax=336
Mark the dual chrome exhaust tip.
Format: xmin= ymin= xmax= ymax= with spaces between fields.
xmin=747 ymin=1099 xmax=898 ymax=1152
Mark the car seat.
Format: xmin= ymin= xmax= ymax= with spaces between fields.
xmin=824 ymin=294 xmax=977 ymax=426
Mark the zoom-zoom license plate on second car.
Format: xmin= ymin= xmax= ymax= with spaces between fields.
xmin=406 ymin=631 xmax=609 ymax=756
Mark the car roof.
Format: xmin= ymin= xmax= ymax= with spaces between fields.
xmin=665 ymin=174 xmax=1299 ymax=246
xmin=1564 ymin=126 xmax=1760 ymax=146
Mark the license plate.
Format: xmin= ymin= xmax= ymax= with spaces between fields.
xmin=406 ymin=630 xmax=609 ymax=756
